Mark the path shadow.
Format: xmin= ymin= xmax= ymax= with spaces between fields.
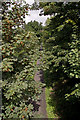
xmin=33 ymin=101 xmax=40 ymax=112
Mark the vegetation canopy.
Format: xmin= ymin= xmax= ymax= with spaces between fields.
xmin=1 ymin=1 xmax=80 ymax=119
xmin=2 ymin=1 xmax=43 ymax=118
xmin=39 ymin=2 xmax=80 ymax=119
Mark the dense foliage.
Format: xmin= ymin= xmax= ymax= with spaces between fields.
xmin=40 ymin=2 xmax=80 ymax=119
xmin=2 ymin=1 xmax=80 ymax=119
xmin=24 ymin=21 xmax=43 ymax=37
xmin=2 ymin=1 xmax=43 ymax=119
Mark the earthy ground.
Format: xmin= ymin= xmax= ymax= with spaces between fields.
xmin=34 ymin=59 xmax=47 ymax=118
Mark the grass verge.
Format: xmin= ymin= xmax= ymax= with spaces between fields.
xmin=45 ymin=87 xmax=59 ymax=118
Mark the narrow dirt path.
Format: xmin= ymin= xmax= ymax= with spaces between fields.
xmin=34 ymin=59 xmax=47 ymax=118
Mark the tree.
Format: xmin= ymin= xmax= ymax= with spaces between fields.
xmin=40 ymin=2 xmax=80 ymax=119
xmin=25 ymin=20 xmax=43 ymax=37
xmin=2 ymin=1 xmax=43 ymax=118
xmin=31 ymin=2 xmax=39 ymax=10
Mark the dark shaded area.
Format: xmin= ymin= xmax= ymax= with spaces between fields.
xmin=44 ymin=70 xmax=80 ymax=120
